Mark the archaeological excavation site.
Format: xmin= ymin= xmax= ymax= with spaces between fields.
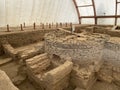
xmin=0 ymin=0 xmax=120 ymax=90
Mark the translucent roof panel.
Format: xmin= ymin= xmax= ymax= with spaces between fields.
xmin=78 ymin=7 xmax=94 ymax=16
xmin=0 ymin=0 xmax=79 ymax=27
xmin=0 ymin=0 xmax=120 ymax=26
xmin=97 ymin=18 xmax=115 ymax=25
xmin=76 ymin=0 xmax=92 ymax=6
xmin=117 ymin=18 xmax=120 ymax=25
xmin=81 ymin=18 xmax=95 ymax=24
xmin=118 ymin=4 xmax=120 ymax=15
xmin=75 ymin=0 xmax=120 ymax=25
xmin=94 ymin=0 xmax=115 ymax=16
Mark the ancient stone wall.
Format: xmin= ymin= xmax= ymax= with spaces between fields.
xmin=0 ymin=30 xmax=55 ymax=48
xmin=103 ymin=37 xmax=120 ymax=66
xmin=45 ymin=31 xmax=108 ymax=65
xmin=0 ymin=70 xmax=19 ymax=90
xmin=0 ymin=29 xmax=55 ymax=55
xmin=2 ymin=42 xmax=18 ymax=59
xmin=26 ymin=53 xmax=73 ymax=90
xmin=43 ymin=61 xmax=73 ymax=90
xmin=98 ymin=37 xmax=120 ymax=86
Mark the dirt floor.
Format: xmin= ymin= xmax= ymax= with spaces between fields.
xmin=17 ymin=79 xmax=37 ymax=90
xmin=92 ymin=81 xmax=120 ymax=90
xmin=0 ymin=55 xmax=120 ymax=90
xmin=0 ymin=56 xmax=37 ymax=90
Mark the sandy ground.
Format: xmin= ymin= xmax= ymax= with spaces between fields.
xmin=0 ymin=55 xmax=120 ymax=90
xmin=0 ymin=57 xmax=37 ymax=90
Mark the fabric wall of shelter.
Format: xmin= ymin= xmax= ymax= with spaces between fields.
xmin=0 ymin=0 xmax=78 ymax=27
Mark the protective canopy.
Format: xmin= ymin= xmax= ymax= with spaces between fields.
xmin=0 ymin=0 xmax=120 ymax=27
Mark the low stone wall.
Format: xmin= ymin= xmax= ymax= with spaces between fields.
xmin=107 ymin=30 xmax=120 ymax=37
xmin=2 ymin=42 xmax=18 ymax=59
xmin=74 ymin=25 xmax=112 ymax=33
xmin=26 ymin=53 xmax=73 ymax=90
xmin=103 ymin=38 xmax=120 ymax=66
xmin=74 ymin=25 xmax=120 ymax=37
xmin=0 ymin=29 xmax=55 ymax=55
xmin=0 ymin=30 xmax=54 ymax=48
xmin=44 ymin=61 xmax=73 ymax=90
xmin=45 ymin=32 xmax=108 ymax=65
xmin=0 ymin=70 xmax=19 ymax=90
xmin=98 ymin=37 xmax=120 ymax=86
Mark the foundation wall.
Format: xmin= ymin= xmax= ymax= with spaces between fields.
xmin=98 ymin=39 xmax=120 ymax=86
xmin=0 ymin=29 xmax=56 ymax=55
xmin=75 ymin=25 xmax=120 ymax=37
xmin=45 ymin=36 xmax=105 ymax=65
xmin=103 ymin=41 xmax=120 ymax=66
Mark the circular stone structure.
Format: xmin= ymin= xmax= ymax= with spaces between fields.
xmin=45 ymin=30 xmax=109 ymax=65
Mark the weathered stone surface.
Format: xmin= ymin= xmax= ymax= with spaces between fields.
xmin=26 ymin=53 xmax=50 ymax=74
xmin=75 ymin=87 xmax=85 ymax=90
xmin=0 ymin=70 xmax=19 ymax=90
xmin=17 ymin=42 xmax=44 ymax=60
xmin=2 ymin=43 xmax=18 ymax=60
xmin=98 ymin=37 xmax=120 ymax=85
xmin=0 ymin=56 xmax=12 ymax=66
xmin=43 ymin=61 xmax=73 ymax=90
xmin=26 ymin=53 xmax=73 ymax=90
xmin=71 ymin=66 xmax=97 ymax=90
xmin=45 ymin=31 xmax=108 ymax=66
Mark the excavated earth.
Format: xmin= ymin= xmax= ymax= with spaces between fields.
xmin=0 ymin=25 xmax=120 ymax=90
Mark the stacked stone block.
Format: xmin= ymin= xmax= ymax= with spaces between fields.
xmin=43 ymin=61 xmax=73 ymax=90
xmin=26 ymin=53 xmax=73 ymax=90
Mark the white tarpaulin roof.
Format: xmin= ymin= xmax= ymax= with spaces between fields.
xmin=0 ymin=0 xmax=78 ymax=27
xmin=0 ymin=0 xmax=120 ymax=26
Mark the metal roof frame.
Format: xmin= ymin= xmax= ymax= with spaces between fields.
xmin=73 ymin=0 xmax=120 ymax=25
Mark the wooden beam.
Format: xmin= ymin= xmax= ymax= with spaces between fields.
xmin=33 ymin=22 xmax=36 ymax=30
xmin=20 ymin=24 xmax=23 ymax=31
xmin=78 ymin=5 xmax=92 ymax=7
xmin=80 ymin=15 xmax=120 ymax=18
xmin=92 ymin=0 xmax=97 ymax=24
xmin=7 ymin=24 xmax=10 ymax=32
xmin=115 ymin=0 xmax=118 ymax=25
xmin=73 ymin=0 xmax=81 ymax=24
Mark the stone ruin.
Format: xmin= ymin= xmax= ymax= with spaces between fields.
xmin=0 ymin=26 xmax=120 ymax=90
xmin=43 ymin=29 xmax=109 ymax=90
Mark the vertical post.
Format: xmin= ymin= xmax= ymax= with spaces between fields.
xmin=56 ymin=23 xmax=58 ymax=28
xmin=92 ymin=0 xmax=97 ymax=25
xmin=60 ymin=23 xmax=62 ymax=27
xmin=73 ymin=0 xmax=81 ymax=24
xmin=115 ymin=0 xmax=118 ymax=25
xmin=20 ymin=24 xmax=23 ymax=31
xmin=33 ymin=22 xmax=35 ymax=30
xmin=7 ymin=24 xmax=10 ymax=32
xmin=23 ymin=22 xmax=25 ymax=28
xmin=49 ymin=23 xmax=51 ymax=28
xmin=42 ymin=23 xmax=44 ymax=29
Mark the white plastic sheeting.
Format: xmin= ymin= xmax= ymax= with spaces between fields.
xmin=117 ymin=18 xmax=120 ymax=25
xmin=0 ymin=0 xmax=120 ymax=26
xmin=81 ymin=18 xmax=95 ymax=24
xmin=97 ymin=18 xmax=115 ymax=25
xmin=76 ymin=0 xmax=120 ymax=25
xmin=0 ymin=0 xmax=79 ymax=27
xmin=95 ymin=0 xmax=115 ymax=16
